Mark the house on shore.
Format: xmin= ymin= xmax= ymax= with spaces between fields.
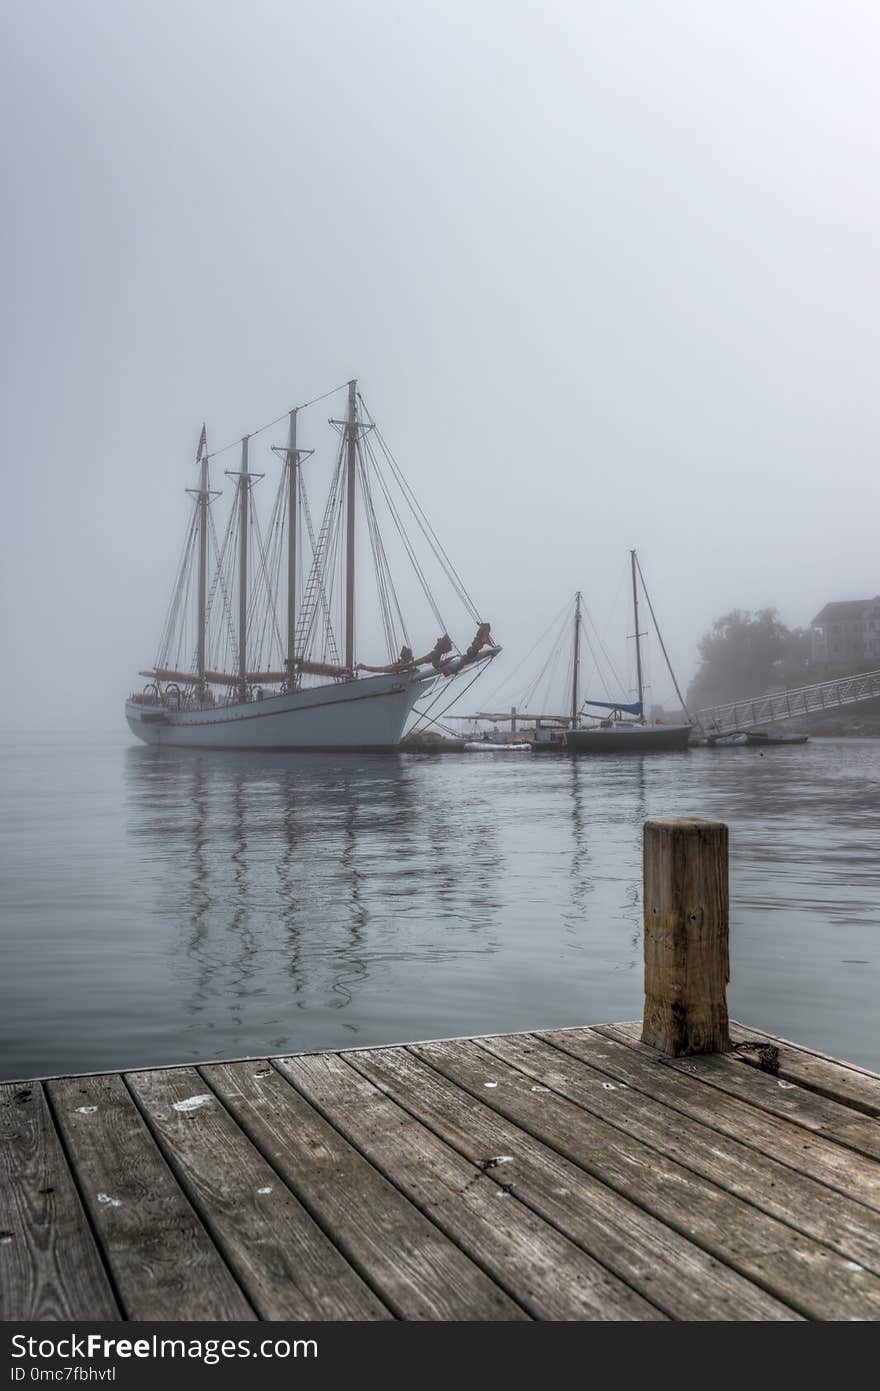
xmin=811 ymin=597 xmax=880 ymax=666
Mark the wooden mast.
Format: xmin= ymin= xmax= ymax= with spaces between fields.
xmin=631 ymin=548 xmax=645 ymax=723
xmin=286 ymin=409 xmax=298 ymax=678
xmin=570 ymin=590 xmax=581 ymax=727
xmin=238 ymin=436 xmax=249 ymax=700
xmin=195 ymin=426 xmax=208 ymax=697
xmin=344 ymin=379 xmax=357 ymax=670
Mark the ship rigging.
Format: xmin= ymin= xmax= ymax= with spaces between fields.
xmin=126 ymin=380 xmax=498 ymax=750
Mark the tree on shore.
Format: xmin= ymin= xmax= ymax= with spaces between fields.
xmin=687 ymin=609 xmax=812 ymax=711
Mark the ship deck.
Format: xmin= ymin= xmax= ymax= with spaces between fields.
xmin=3 ymin=1019 xmax=880 ymax=1321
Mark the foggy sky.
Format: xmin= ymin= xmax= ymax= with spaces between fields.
xmin=3 ymin=1 xmax=879 ymax=730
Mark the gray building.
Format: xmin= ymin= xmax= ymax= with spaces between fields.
xmin=811 ymin=598 xmax=880 ymax=667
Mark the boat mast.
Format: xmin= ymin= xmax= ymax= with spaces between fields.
xmin=631 ymin=548 xmax=645 ymax=723
xmin=195 ymin=425 xmax=208 ymax=696
xmin=570 ymin=590 xmax=582 ymax=727
xmin=286 ymin=408 xmax=298 ymax=678
xmin=344 ymin=379 xmax=357 ymax=669
xmin=634 ymin=552 xmax=693 ymax=725
xmin=238 ymin=436 xmax=249 ymax=699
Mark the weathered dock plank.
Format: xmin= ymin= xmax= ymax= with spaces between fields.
xmin=202 ymin=1060 xmax=525 ymax=1321
xmin=420 ymin=1034 xmax=880 ymax=1320
xmin=353 ymin=1044 xmax=796 ymax=1320
xmin=0 ymin=1082 xmax=118 ymax=1321
xmin=126 ymin=1066 xmax=390 ymax=1320
xmin=728 ymin=1022 xmax=880 ymax=1119
xmin=47 ymin=1073 xmax=253 ymax=1320
xmin=609 ymin=1022 xmax=880 ymax=1168
xmin=568 ymin=1025 xmax=880 ymax=1215
xmin=275 ymin=1051 xmax=665 ymax=1320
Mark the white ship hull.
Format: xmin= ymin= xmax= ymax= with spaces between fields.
xmin=126 ymin=670 xmax=434 ymax=751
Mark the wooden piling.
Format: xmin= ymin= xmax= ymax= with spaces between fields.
xmin=641 ymin=818 xmax=731 ymax=1056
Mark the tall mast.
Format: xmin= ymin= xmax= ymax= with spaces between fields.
xmin=286 ymin=408 xmax=298 ymax=674
xmin=196 ymin=425 xmax=208 ymax=695
xmin=238 ymin=436 xmax=249 ymax=698
xmin=570 ymin=590 xmax=581 ymax=727
xmin=631 ymin=548 xmax=645 ymax=722
xmin=344 ymin=378 xmax=357 ymax=669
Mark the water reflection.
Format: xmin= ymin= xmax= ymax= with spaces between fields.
xmin=123 ymin=746 xmax=507 ymax=1046
xmin=565 ymin=757 xmax=592 ymax=928
xmin=4 ymin=736 xmax=874 ymax=1080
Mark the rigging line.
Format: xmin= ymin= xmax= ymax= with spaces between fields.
xmin=248 ymin=497 xmax=284 ymax=669
xmin=596 ymin=556 xmax=629 ymax=667
xmin=578 ymin=613 xmax=616 ymax=705
xmin=372 ymin=425 xmax=479 ymax=623
xmin=363 ymin=440 xmax=440 ymax=631
xmin=635 ymin=553 xmax=693 ymax=721
xmin=408 ymin=658 xmax=495 ymax=736
xmin=372 ymin=426 xmax=481 ymax=622
xmin=296 ymin=449 xmax=339 ymax=657
xmin=356 ymin=451 xmax=391 ymax=655
xmin=296 ymin=477 xmax=325 ymax=662
xmin=267 ymin=471 xmax=288 ymax=665
xmin=206 ymin=504 xmax=238 ymax=670
xmin=362 ymin=432 xmax=448 ymax=637
xmin=531 ymin=635 xmax=566 ymax=716
xmin=174 ymin=551 xmax=196 ymax=671
xmin=359 ymin=398 xmax=464 ymax=599
xmin=582 ymin=600 xmax=625 ymax=697
xmin=362 ymin=401 xmax=482 ymax=623
xmin=359 ymin=443 xmax=410 ymax=651
xmin=358 ymin=458 xmax=397 ymax=659
xmin=575 ymin=612 xmax=603 ymax=707
xmin=205 ymin=381 xmax=350 ymax=462
xmin=156 ymin=502 xmax=199 ymax=666
xmin=317 ymin=454 xmax=344 ymax=666
xmin=516 ymin=599 xmax=573 ymax=710
xmin=320 ymin=483 xmax=344 ymax=666
xmin=481 ymin=594 xmax=572 ymax=708
xmin=298 ymin=449 xmax=343 ymax=665
xmin=252 ymin=466 xmax=285 ymax=670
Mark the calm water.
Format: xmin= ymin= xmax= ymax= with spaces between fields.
xmin=1 ymin=734 xmax=878 ymax=1080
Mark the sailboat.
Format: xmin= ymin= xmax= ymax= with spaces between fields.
xmin=451 ymin=552 xmax=691 ymax=753
xmin=565 ymin=550 xmax=692 ymax=753
xmin=126 ymin=380 xmax=499 ymax=750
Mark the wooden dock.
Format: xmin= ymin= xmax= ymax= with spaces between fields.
xmin=3 ymin=819 xmax=879 ymax=1322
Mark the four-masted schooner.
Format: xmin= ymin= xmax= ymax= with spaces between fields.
xmin=126 ymin=381 xmax=498 ymax=749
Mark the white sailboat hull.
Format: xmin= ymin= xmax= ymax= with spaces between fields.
xmin=125 ymin=670 xmax=434 ymax=751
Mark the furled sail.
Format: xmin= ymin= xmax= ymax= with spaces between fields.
xmin=583 ymin=698 xmax=643 ymax=717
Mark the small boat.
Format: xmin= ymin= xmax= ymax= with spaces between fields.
xmin=565 ymin=552 xmax=692 ymax=754
xmin=707 ymin=729 xmax=809 ymax=748
xmin=566 ymin=719 xmax=692 ymax=753
xmin=464 ymin=741 xmax=531 ymax=753
xmin=445 ymin=552 xmax=691 ymax=754
xmin=745 ymin=731 xmax=809 ymax=746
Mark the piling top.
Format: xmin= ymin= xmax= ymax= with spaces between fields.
xmin=642 ymin=816 xmax=730 ymax=1057
xmin=644 ymin=817 xmax=727 ymax=830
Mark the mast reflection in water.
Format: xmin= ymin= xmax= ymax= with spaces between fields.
xmin=1 ymin=735 xmax=878 ymax=1079
xmin=124 ymin=746 xmax=512 ymax=1060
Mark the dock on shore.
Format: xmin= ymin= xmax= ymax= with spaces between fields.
xmin=3 ymin=820 xmax=879 ymax=1321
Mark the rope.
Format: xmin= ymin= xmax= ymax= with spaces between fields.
xmin=635 ymin=553 xmax=693 ymax=721
xmin=205 ymin=381 xmax=350 ymax=462
xmin=408 ymin=657 xmax=497 ymax=737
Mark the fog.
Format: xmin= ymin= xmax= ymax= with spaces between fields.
xmin=3 ymin=1 xmax=879 ymax=731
